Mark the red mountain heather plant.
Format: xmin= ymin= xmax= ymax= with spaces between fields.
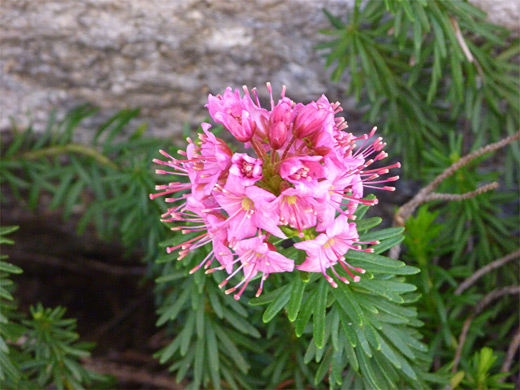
xmin=150 ymin=84 xmax=399 ymax=300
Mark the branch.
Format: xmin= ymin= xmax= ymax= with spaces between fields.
xmin=390 ymin=129 xmax=520 ymax=259
xmin=501 ymin=326 xmax=520 ymax=376
xmin=455 ymin=249 xmax=520 ymax=295
xmin=452 ymin=285 xmax=520 ymax=373
xmin=395 ymin=130 xmax=519 ymax=226
xmin=423 ymin=181 xmax=499 ymax=203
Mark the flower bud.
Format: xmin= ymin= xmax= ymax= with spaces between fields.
xmin=293 ymin=102 xmax=331 ymax=139
xmin=268 ymin=121 xmax=288 ymax=150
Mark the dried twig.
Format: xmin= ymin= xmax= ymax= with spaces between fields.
xmin=449 ymin=16 xmax=484 ymax=78
xmin=390 ymin=130 xmax=520 ymax=259
xmin=501 ymin=326 xmax=520 ymax=375
xmin=423 ymin=182 xmax=499 ymax=203
xmin=455 ymin=249 xmax=520 ymax=295
xmin=452 ymin=285 xmax=520 ymax=373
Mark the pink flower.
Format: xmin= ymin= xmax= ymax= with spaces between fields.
xmin=268 ymin=121 xmax=288 ymax=150
xmin=229 ymin=153 xmax=263 ymax=186
xmin=295 ymin=215 xmax=374 ymax=286
xmin=267 ymin=96 xmax=292 ymax=149
xmin=208 ymin=87 xmax=269 ymax=142
xmin=212 ymin=235 xmax=294 ymax=300
xmin=151 ymin=83 xmax=400 ymax=298
xmin=185 ymin=123 xmax=232 ymax=199
xmin=271 ymin=188 xmax=317 ymax=237
xmin=292 ymin=95 xmax=334 ymax=139
xmin=214 ymin=179 xmax=286 ymax=243
xmin=279 ymin=156 xmax=324 ymax=193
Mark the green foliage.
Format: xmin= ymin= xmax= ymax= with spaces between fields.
xmin=154 ymin=209 xmax=431 ymax=389
xmin=0 ymin=227 xmax=108 ymax=389
xmin=4 ymin=99 xmax=516 ymax=388
xmin=422 ymin=134 xmax=519 ymax=264
xmin=0 ymin=226 xmax=24 ymax=385
xmin=322 ymin=2 xmax=519 ymax=387
xmin=19 ymin=304 xmax=106 ymax=390
xmin=404 ymin=203 xmax=517 ymax=388
xmin=454 ymin=347 xmax=513 ymax=389
xmin=403 ymin=206 xmax=442 ymax=265
xmin=0 ymin=108 xmax=163 ymax=388
xmin=1 ymin=106 xmax=170 ymax=261
xmin=319 ymin=0 xmax=519 ymax=181
xmin=251 ymin=211 xmax=433 ymax=389
xmin=155 ymin=250 xmax=264 ymax=390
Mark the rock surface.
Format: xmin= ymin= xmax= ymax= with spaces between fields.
xmin=0 ymin=0 xmax=517 ymax=141
xmin=0 ymin=0 xmax=353 ymax=140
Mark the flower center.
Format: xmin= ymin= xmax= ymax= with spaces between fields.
xmin=240 ymin=160 xmax=255 ymax=178
xmin=286 ymin=195 xmax=298 ymax=205
xmin=241 ymin=197 xmax=253 ymax=211
xmin=290 ymin=166 xmax=310 ymax=181
xmin=324 ymin=238 xmax=335 ymax=249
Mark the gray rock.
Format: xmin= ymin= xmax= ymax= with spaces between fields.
xmin=0 ymin=0 xmax=351 ymax=142
xmin=1 ymin=0 xmax=516 ymax=142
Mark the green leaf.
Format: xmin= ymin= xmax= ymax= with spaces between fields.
xmin=208 ymin=288 xmax=224 ymax=319
xmin=331 ymin=348 xmax=344 ymax=385
xmin=156 ymin=337 xmax=182 ymax=364
xmin=179 ymin=312 xmax=196 ymax=356
xmin=359 ymin=227 xmax=404 ymax=242
xmin=196 ymin=300 xmax=205 ymax=339
xmin=378 ymin=336 xmax=402 ymax=369
xmin=287 ymin=276 xmax=306 ymax=322
xmin=0 ymin=226 xmax=19 ymax=237
xmin=154 ymin=271 xmax=185 ymax=284
xmin=349 ymin=260 xmax=419 ymax=275
xmin=156 ymin=286 xmax=191 ymax=326
xmin=314 ymin=347 xmax=333 ymax=386
xmin=322 ymin=8 xmax=345 ymax=29
xmin=357 ymin=347 xmax=385 ymax=389
xmin=222 ymin=308 xmax=260 ymax=338
xmin=295 ymin=291 xmax=316 ymax=337
xmin=346 ymin=250 xmax=405 ymax=268
xmin=371 ymin=236 xmax=405 ymax=255
xmin=355 ymin=279 xmax=416 ymax=303
xmin=364 ymin=323 xmax=381 ymax=351
xmin=193 ymin=337 xmax=204 ymax=389
xmin=332 ymin=283 xmax=364 ymax=327
xmin=450 ymin=51 xmax=464 ymax=102
xmin=354 ymin=325 xmax=373 ymax=358
xmin=0 ymin=262 xmax=22 ymax=274
xmin=313 ymin=280 xmax=328 ymax=349
xmin=355 ymin=217 xmax=382 ymax=232
xmin=343 ymin=337 xmax=359 ymax=371
xmin=249 ymin=286 xmax=285 ymax=306
xmin=215 ymin=324 xmax=250 ymax=374
xmin=262 ymin=285 xmax=291 ymax=323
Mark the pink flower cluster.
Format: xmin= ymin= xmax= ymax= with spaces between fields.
xmin=151 ymin=84 xmax=399 ymax=300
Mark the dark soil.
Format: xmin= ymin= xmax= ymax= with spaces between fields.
xmin=1 ymin=196 xmax=179 ymax=389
